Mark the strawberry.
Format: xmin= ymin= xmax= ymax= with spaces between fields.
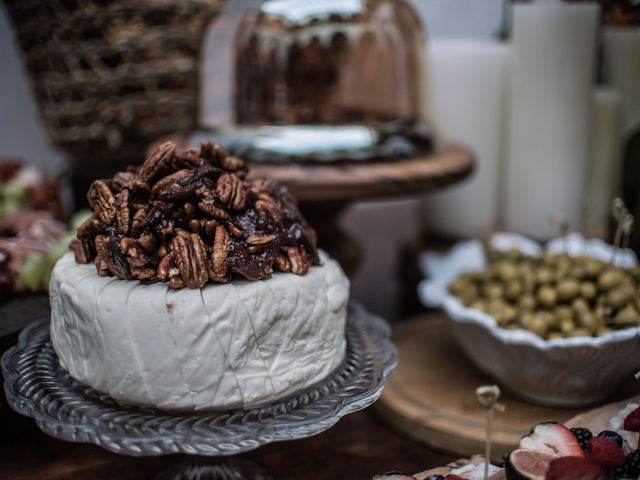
xmin=519 ymin=422 xmax=584 ymax=458
xmin=587 ymin=437 xmax=625 ymax=467
xmin=545 ymin=456 xmax=606 ymax=480
xmin=445 ymin=475 xmax=464 ymax=480
xmin=623 ymin=406 xmax=640 ymax=432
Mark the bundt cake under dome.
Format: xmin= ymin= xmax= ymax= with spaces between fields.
xmin=197 ymin=0 xmax=433 ymax=163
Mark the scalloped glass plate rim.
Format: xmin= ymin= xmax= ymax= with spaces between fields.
xmin=2 ymin=302 xmax=396 ymax=457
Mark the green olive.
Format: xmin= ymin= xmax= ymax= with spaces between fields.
xmin=505 ymin=281 xmax=524 ymax=301
xmin=506 ymin=248 xmax=523 ymax=261
xmin=577 ymin=311 xmax=600 ymax=333
xmin=597 ymin=327 xmax=613 ymax=336
xmin=536 ymin=268 xmax=555 ymax=285
xmin=469 ymin=300 xmax=488 ymax=313
xmin=567 ymin=327 xmax=592 ymax=338
xmin=614 ymin=304 xmax=640 ymax=325
xmin=595 ymin=304 xmax=614 ymax=319
xmin=557 ymin=278 xmax=580 ymax=302
xmin=572 ymin=297 xmax=590 ymax=313
xmin=538 ymin=286 xmax=557 ymax=308
xmin=497 ymin=262 xmax=518 ymax=282
xmin=579 ymin=281 xmax=597 ymax=301
xmin=459 ymin=284 xmax=479 ymax=306
xmin=598 ymin=269 xmax=624 ymax=291
xmin=449 ymin=278 xmax=468 ymax=296
xmin=606 ymin=284 xmax=635 ymax=310
xmin=546 ymin=331 xmax=564 ymax=340
xmin=569 ymin=265 xmax=586 ymax=280
xmin=484 ymin=283 xmax=504 ymax=300
xmin=583 ymin=258 xmax=605 ymax=278
xmin=560 ymin=318 xmax=576 ymax=336
xmin=554 ymin=256 xmax=571 ymax=277
xmin=554 ymin=305 xmax=573 ymax=319
xmin=518 ymin=294 xmax=537 ymax=311
xmin=528 ymin=315 xmax=549 ymax=338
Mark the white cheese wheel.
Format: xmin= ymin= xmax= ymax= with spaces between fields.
xmin=49 ymin=251 xmax=349 ymax=410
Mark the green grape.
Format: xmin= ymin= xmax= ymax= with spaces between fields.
xmin=48 ymin=231 xmax=75 ymax=264
xmin=2 ymin=181 xmax=26 ymax=203
xmin=0 ymin=198 xmax=22 ymax=218
xmin=70 ymin=209 xmax=92 ymax=231
xmin=19 ymin=254 xmax=48 ymax=290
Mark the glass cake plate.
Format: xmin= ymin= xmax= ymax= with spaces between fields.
xmin=2 ymin=302 xmax=396 ymax=459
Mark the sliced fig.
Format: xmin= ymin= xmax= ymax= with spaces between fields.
xmin=505 ymin=449 xmax=557 ymax=480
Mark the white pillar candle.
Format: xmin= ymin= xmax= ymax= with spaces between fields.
xmin=603 ymin=28 xmax=640 ymax=138
xmin=420 ymin=39 xmax=509 ymax=238
xmin=503 ymin=3 xmax=598 ymax=240
xmin=582 ymin=87 xmax=622 ymax=236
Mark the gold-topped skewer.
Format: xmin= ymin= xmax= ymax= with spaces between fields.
xmin=476 ymin=385 xmax=505 ymax=480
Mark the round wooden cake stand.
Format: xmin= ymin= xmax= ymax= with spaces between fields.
xmin=249 ymin=144 xmax=474 ymax=274
xmin=374 ymin=315 xmax=640 ymax=463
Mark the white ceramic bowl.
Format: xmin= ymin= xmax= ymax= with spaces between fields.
xmin=418 ymin=233 xmax=640 ymax=408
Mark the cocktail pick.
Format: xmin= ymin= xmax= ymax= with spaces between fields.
xmin=610 ymin=198 xmax=629 ymax=265
xmin=550 ymin=212 xmax=571 ymax=253
xmin=622 ymin=213 xmax=635 ymax=250
xmin=476 ymin=385 xmax=505 ymax=480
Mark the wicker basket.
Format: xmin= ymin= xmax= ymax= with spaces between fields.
xmin=3 ymin=0 xmax=224 ymax=205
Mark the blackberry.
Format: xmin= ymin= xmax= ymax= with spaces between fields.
xmin=607 ymin=465 xmax=628 ymax=479
xmin=625 ymin=450 xmax=640 ymax=477
xmin=571 ymin=427 xmax=593 ymax=450
xmin=598 ymin=430 xmax=624 ymax=448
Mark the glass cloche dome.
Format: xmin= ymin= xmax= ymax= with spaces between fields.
xmin=192 ymin=0 xmax=433 ymax=163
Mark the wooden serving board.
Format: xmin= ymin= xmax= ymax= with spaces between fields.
xmin=375 ymin=315 xmax=640 ymax=462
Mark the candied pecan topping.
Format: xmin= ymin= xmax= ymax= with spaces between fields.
xmin=87 ymin=180 xmax=116 ymax=225
xmin=140 ymin=141 xmax=176 ymax=182
xmin=73 ymin=142 xmax=319 ymax=288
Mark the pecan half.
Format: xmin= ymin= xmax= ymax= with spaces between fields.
xmin=120 ymin=237 xmax=148 ymax=268
xmin=246 ymin=234 xmax=276 ymax=245
xmin=255 ymin=194 xmax=281 ymax=222
xmin=70 ymin=238 xmax=91 ymax=264
xmin=130 ymin=207 xmax=147 ymax=236
xmin=112 ymin=171 xmax=149 ymax=193
xmin=132 ymin=267 xmax=156 ymax=282
xmin=95 ymin=257 xmax=111 ymax=276
xmin=157 ymin=251 xmax=184 ymax=289
xmin=87 ymin=180 xmax=116 ymax=225
xmin=76 ymin=215 xmax=101 ymax=238
xmin=216 ymin=173 xmax=246 ymax=210
xmin=221 ymin=156 xmax=246 ymax=176
xmin=287 ymin=246 xmax=309 ymax=275
xmin=209 ymin=226 xmax=230 ymax=283
xmin=275 ymin=254 xmax=291 ymax=272
xmin=171 ymin=233 xmax=208 ymax=289
xmin=151 ymin=169 xmax=192 ymax=194
xmin=200 ymin=141 xmax=226 ymax=165
xmin=137 ymin=233 xmax=156 ymax=251
xmin=190 ymin=219 xmax=218 ymax=239
xmin=140 ymin=141 xmax=176 ymax=182
xmin=115 ymin=190 xmax=130 ymax=234
xmin=94 ymin=234 xmax=130 ymax=279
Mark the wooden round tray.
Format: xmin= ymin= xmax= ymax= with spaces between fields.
xmin=250 ymin=144 xmax=474 ymax=202
xmin=375 ymin=315 xmax=640 ymax=462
